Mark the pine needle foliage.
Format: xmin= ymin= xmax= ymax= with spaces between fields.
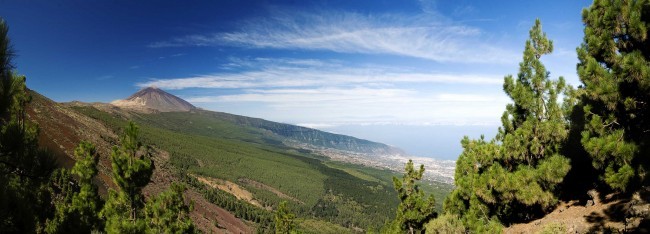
xmin=578 ymin=0 xmax=650 ymax=192
xmin=388 ymin=160 xmax=437 ymax=234
xmin=274 ymin=201 xmax=298 ymax=234
xmin=101 ymin=121 xmax=154 ymax=233
xmin=46 ymin=141 xmax=102 ymax=233
xmin=144 ymin=183 xmax=195 ymax=233
xmin=0 ymin=17 xmax=56 ymax=233
xmin=444 ymin=19 xmax=573 ymax=231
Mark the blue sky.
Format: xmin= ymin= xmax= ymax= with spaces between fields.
xmin=1 ymin=0 xmax=592 ymax=159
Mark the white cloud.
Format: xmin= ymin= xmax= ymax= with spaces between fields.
xmin=187 ymin=88 xmax=504 ymax=104
xmin=137 ymin=58 xmax=503 ymax=90
xmin=297 ymin=123 xmax=340 ymax=129
xmin=139 ymin=57 xmax=509 ymax=125
xmin=186 ymin=88 xmax=416 ymax=103
xmin=149 ymin=11 xmax=517 ymax=64
xmin=185 ymin=86 xmax=508 ymax=126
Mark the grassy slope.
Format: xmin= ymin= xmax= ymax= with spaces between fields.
xmin=72 ymin=106 xmax=451 ymax=230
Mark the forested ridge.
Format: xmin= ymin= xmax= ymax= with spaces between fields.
xmin=0 ymin=0 xmax=649 ymax=233
xmin=159 ymin=109 xmax=403 ymax=155
xmin=71 ymin=102 xmax=408 ymax=231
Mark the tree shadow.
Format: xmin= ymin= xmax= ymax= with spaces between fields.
xmin=585 ymin=211 xmax=621 ymax=233
xmin=636 ymin=218 xmax=650 ymax=233
xmin=640 ymin=186 xmax=650 ymax=204
xmin=585 ymin=211 xmax=606 ymax=232
xmin=558 ymin=103 xmax=600 ymax=203
xmin=584 ymin=193 xmax=650 ymax=233
xmin=602 ymin=199 xmax=629 ymax=223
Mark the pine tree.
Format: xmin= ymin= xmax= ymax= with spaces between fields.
xmin=45 ymin=168 xmax=75 ymax=234
xmin=0 ymin=18 xmax=16 ymax=119
xmin=274 ymin=201 xmax=297 ymax=234
xmin=389 ymin=160 xmax=436 ymax=234
xmin=101 ymin=121 xmax=153 ymax=233
xmin=70 ymin=141 xmax=103 ymax=229
xmin=46 ymin=141 xmax=103 ymax=233
xmin=495 ymin=19 xmax=572 ymax=213
xmin=144 ymin=183 xmax=195 ymax=233
xmin=443 ymin=19 xmax=572 ymax=231
xmin=0 ymin=17 xmax=56 ymax=233
xmin=578 ymin=0 xmax=650 ymax=192
xmin=442 ymin=137 xmax=504 ymax=233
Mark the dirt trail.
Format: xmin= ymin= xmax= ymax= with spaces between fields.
xmin=505 ymin=190 xmax=650 ymax=233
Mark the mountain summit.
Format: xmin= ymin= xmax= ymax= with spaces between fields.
xmin=111 ymin=87 xmax=196 ymax=112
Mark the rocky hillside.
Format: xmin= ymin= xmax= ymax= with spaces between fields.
xmin=111 ymin=86 xmax=196 ymax=112
xmin=29 ymin=88 xmax=419 ymax=232
xmin=26 ymin=89 xmax=251 ymax=234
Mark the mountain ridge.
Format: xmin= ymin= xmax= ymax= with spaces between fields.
xmin=105 ymin=87 xmax=405 ymax=157
xmin=111 ymin=86 xmax=196 ymax=112
xmin=68 ymin=88 xmax=456 ymax=183
xmin=193 ymin=109 xmax=406 ymax=156
xmin=26 ymin=89 xmax=254 ymax=233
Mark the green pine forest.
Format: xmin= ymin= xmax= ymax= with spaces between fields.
xmin=0 ymin=0 xmax=649 ymax=233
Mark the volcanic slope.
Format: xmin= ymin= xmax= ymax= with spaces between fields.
xmin=26 ymin=89 xmax=252 ymax=233
xmin=111 ymin=86 xmax=196 ymax=112
xmin=70 ymin=104 xmax=403 ymax=231
xmin=110 ymin=87 xmax=404 ymax=156
xmin=28 ymin=87 xmax=452 ymax=232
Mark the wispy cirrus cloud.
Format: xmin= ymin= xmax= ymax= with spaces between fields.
xmin=136 ymin=57 xmax=509 ymax=126
xmin=137 ymin=58 xmax=503 ymax=90
xmin=149 ymin=10 xmax=517 ymax=64
xmin=186 ymin=87 xmax=506 ymax=107
xmin=184 ymin=87 xmax=508 ymax=126
xmin=187 ymin=87 xmax=416 ymax=103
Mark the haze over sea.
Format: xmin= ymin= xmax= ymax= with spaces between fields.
xmin=320 ymin=124 xmax=498 ymax=161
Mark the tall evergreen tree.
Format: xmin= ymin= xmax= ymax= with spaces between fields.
xmin=388 ymin=160 xmax=436 ymax=234
xmin=0 ymin=18 xmax=15 ymax=119
xmin=46 ymin=169 xmax=76 ymax=232
xmin=101 ymin=121 xmax=153 ymax=233
xmin=274 ymin=201 xmax=297 ymax=234
xmin=578 ymin=0 xmax=650 ymax=192
xmin=444 ymin=19 xmax=572 ymax=231
xmin=46 ymin=141 xmax=103 ymax=233
xmin=70 ymin=141 xmax=103 ymax=229
xmin=0 ymin=17 xmax=56 ymax=233
xmin=144 ymin=183 xmax=195 ymax=233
